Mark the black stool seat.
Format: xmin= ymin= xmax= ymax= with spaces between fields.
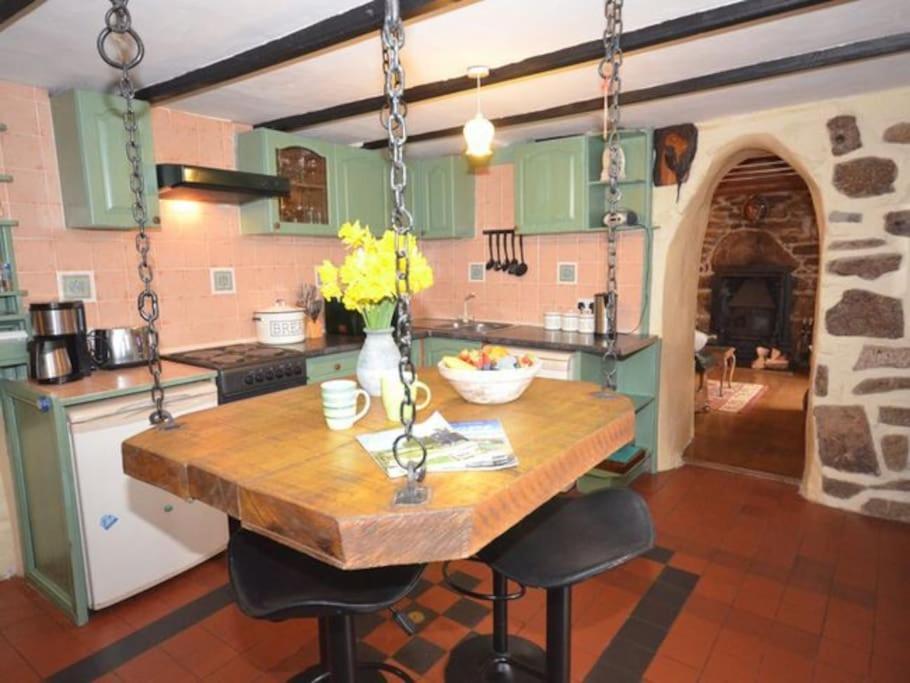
xmin=478 ymin=488 xmax=654 ymax=589
xmin=229 ymin=529 xmax=424 ymax=620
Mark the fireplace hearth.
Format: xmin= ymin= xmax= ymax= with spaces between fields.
xmin=710 ymin=266 xmax=793 ymax=365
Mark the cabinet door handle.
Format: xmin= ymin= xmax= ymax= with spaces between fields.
xmin=333 ymin=363 xmax=341 ymax=371
xmin=152 ymin=216 xmax=161 ymax=225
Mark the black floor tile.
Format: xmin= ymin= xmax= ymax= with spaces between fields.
xmin=392 ymin=635 xmax=446 ymax=675
xmin=658 ymin=566 xmax=699 ymax=591
xmin=445 ymin=569 xmax=482 ymax=592
xmin=357 ymin=641 xmax=386 ymax=663
xmin=398 ymin=601 xmax=438 ymax=634
xmin=612 ymin=616 xmax=667 ymax=652
xmin=643 ymin=545 xmax=674 ymax=564
xmin=588 ymin=639 xmax=654 ymax=679
xmin=409 ymin=577 xmax=434 ymax=599
xmin=443 ymin=597 xmax=490 ymax=629
xmin=355 ymin=612 xmax=386 ymax=638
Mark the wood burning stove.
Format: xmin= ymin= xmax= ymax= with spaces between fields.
xmin=709 ymin=266 xmax=793 ymax=365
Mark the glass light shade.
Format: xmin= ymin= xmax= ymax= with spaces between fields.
xmin=463 ymin=112 xmax=494 ymax=158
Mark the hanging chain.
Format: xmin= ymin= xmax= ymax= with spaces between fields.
xmin=382 ymin=0 xmax=427 ymax=495
xmin=98 ymin=1 xmax=174 ymax=428
xmin=598 ymin=0 xmax=624 ymax=391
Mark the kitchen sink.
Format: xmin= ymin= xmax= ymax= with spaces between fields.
xmin=416 ymin=319 xmax=513 ymax=332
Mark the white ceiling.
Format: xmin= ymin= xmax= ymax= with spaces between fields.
xmin=1 ymin=0 xmax=908 ymax=155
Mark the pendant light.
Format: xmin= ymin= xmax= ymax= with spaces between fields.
xmin=463 ymin=65 xmax=494 ymax=160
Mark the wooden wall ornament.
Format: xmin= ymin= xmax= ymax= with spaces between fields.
xmin=653 ymin=123 xmax=698 ymax=200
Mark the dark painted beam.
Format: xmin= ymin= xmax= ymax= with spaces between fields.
xmin=136 ymin=0 xmax=468 ymax=103
xmin=0 ymin=0 xmax=41 ymax=27
xmin=258 ymin=0 xmax=841 ymax=131
xmin=361 ymin=32 xmax=910 ymax=149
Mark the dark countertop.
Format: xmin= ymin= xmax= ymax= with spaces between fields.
xmin=305 ymin=323 xmax=657 ymax=359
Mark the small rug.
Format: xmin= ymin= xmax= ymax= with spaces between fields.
xmin=706 ymin=380 xmax=768 ymax=413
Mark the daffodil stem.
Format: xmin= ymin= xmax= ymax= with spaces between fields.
xmin=362 ymin=298 xmax=396 ymax=330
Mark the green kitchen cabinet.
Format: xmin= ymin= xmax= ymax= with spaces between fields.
xmin=334 ymin=145 xmax=389 ymax=237
xmin=577 ymin=339 xmax=661 ymax=490
xmin=306 ymin=350 xmax=360 ymax=383
xmin=50 ymin=89 xmax=160 ymax=230
xmin=420 ymin=337 xmax=481 ymax=367
xmin=412 ymin=156 xmax=475 ymax=240
xmin=513 ymin=130 xmax=653 ymax=235
xmin=514 ymin=135 xmax=587 ymax=234
xmin=237 ymin=129 xmax=336 ymax=236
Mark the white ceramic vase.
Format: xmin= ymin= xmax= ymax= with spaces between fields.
xmin=356 ymin=328 xmax=400 ymax=396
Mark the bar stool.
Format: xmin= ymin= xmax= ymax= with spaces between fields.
xmin=228 ymin=528 xmax=425 ymax=683
xmin=445 ymin=488 xmax=654 ymax=683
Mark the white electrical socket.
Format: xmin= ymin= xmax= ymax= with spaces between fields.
xmin=576 ymin=297 xmax=594 ymax=313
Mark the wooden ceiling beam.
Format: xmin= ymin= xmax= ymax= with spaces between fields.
xmin=0 ymin=0 xmax=41 ymax=28
xmin=258 ymin=0 xmax=840 ymax=131
xmin=135 ymin=0 xmax=469 ymax=103
xmin=361 ymin=32 xmax=910 ymax=149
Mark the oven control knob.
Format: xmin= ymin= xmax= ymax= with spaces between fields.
xmin=244 ymin=373 xmax=254 ymax=385
xmin=255 ymin=371 xmax=264 ymax=383
xmin=275 ymin=366 xmax=284 ymax=378
xmin=294 ymin=363 xmax=303 ymax=375
xmin=265 ymin=369 xmax=274 ymax=380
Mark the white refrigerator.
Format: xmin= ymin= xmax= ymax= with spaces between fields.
xmin=66 ymin=380 xmax=228 ymax=609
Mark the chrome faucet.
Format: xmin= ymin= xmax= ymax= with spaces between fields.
xmin=461 ymin=293 xmax=477 ymax=324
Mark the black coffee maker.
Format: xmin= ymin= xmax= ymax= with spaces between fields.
xmin=28 ymin=301 xmax=93 ymax=384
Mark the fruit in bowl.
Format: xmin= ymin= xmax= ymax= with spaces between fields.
xmin=438 ymin=345 xmax=541 ymax=404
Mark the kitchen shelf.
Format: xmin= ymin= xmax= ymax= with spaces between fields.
xmin=587 ymin=178 xmax=648 ymax=186
xmin=0 ymin=313 xmax=28 ymax=323
xmin=0 ymin=219 xmax=19 ymax=228
xmin=577 ymin=449 xmax=652 ymax=493
xmin=0 ymin=174 xmax=13 ymax=183
xmin=0 ymin=290 xmax=27 ymax=298
xmin=623 ymin=393 xmax=655 ymax=413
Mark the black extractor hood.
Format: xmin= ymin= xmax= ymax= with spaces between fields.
xmin=156 ymin=164 xmax=290 ymax=204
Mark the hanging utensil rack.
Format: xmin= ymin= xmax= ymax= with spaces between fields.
xmin=481 ymin=229 xmax=527 ymax=277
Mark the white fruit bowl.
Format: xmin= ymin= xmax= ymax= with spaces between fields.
xmin=437 ymin=360 xmax=542 ymax=404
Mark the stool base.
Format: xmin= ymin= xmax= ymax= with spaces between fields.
xmin=444 ymin=634 xmax=546 ymax=682
xmin=293 ymin=661 xmax=413 ymax=683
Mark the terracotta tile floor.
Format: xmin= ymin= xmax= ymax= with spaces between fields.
xmin=1 ymin=466 xmax=908 ymax=682
xmin=687 ymin=368 xmax=810 ymax=479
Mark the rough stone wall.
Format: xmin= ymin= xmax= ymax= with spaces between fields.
xmin=696 ymin=185 xmax=819 ymax=350
xmin=650 ymin=86 xmax=910 ymax=524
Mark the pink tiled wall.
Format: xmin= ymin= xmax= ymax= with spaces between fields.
xmin=413 ymin=163 xmax=647 ymax=332
xmin=0 ymin=80 xmax=645 ymax=348
xmin=0 ymin=81 xmax=345 ymax=350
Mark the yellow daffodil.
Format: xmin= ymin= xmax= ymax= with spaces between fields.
xmin=318 ymin=222 xmax=434 ymax=329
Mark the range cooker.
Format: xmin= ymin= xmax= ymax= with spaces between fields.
xmin=165 ymin=343 xmax=307 ymax=403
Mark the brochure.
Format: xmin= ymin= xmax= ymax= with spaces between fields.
xmin=357 ymin=411 xmax=517 ymax=478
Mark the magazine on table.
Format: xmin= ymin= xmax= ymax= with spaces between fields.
xmin=357 ymin=411 xmax=517 ymax=478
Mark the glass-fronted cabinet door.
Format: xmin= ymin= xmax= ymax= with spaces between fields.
xmin=237 ymin=129 xmax=336 ymax=236
xmin=277 ymin=146 xmax=330 ymax=226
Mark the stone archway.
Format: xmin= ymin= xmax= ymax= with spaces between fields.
xmin=655 ymin=134 xmax=828 ymax=498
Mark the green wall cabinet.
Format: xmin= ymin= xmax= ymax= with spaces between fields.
xmin=412 ymin=156 xmax=474 ymax=240
xmin=51 ymin=90 xmax=160 ymax=230
xmin=513 ymin=130 xmax=653 ymax=235
xmin=514 ymin=136 xmax=587 ymax=234
xmin=334 ymin=146 xmax=389 ymax=237
xmin=237 ymin=129 xmax=336 ymax=236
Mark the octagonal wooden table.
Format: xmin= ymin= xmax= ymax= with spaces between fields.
xmin=122 ymin=370 xmax=635 ymax=569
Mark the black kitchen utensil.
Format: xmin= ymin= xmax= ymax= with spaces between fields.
xmin=493 ymin=232 xmax=504 ymax=271
xmin=507 ymin=232 xmax=519 ymax=274
xmin=485 ymin=233 xmax=495 ymax=270
xmin=515 ymin=235 xmax=528 ymax=276
xmin=501 ymin=232 xmax=512 ymax=273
